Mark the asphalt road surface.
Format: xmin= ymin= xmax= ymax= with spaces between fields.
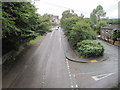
xmin=3 ymin=27 xmax=119 ymax=88
xmin=3 ymin=28 xmax=71 ymax=88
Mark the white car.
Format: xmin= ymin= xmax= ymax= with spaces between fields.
xmin=55 ymin=26 xmax=59 ymax=30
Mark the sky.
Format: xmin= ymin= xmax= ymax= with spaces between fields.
xmin=33 ymin=0 xmax=120 ymax=19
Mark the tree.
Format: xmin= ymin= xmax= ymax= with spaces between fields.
xmin=90 ymin=5 xmax=106 ymax=23
xmin=69 ymin=21 xmax=97 ymax=48
xmin=112 ymin=29 xmax=120 ymax=44
xmin=2 ymin=2 xmax=50 ymax=55
xmin=90 ymin=5 xmax=106 ymax=34
xmin=61 ymin=16 xmax=82 ymax=36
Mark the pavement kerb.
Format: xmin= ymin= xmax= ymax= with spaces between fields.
xmin=65 ymin=53 xmax=109 ymax=63
xmin=65 ymin=55 xmax=90 ymax=63
xmin=65 ymin=50 xmax=109 ymax=63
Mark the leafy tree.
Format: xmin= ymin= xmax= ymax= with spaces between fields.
xmin=90 ymin=5 xmax=106 ymax=23
xmin=90 ymin=9 xmax=97 ymax=24
xmin=60 ymin=9 xmax=97 ymax=49
xmin=61 ymin=9 xmax=77 ymax=19
xmin=2 ymin=2 xmax=50 ymax=55
xmin=68 ymin=21 xmax=97 ymax=48
xmin=112 ymin=29 xmax=120 ymax=42
xmin=61 ymin=16 xmax=82 ymax=36
xmin=90 ymin=5 xmax=106 ymax=34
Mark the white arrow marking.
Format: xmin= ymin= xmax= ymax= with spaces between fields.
xmin=92 ymin=73 xmax=114 ymax=81
xmin=71 ymin=85 xmax=74 ymax=88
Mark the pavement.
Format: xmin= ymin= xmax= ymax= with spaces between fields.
xmin=61 ymin=32 xmax=109 ymax=63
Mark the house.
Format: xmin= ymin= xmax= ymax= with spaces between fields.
xmin=100 ymin=24 xmax=120 ymax=46
xmin=43 ymin=13 xmax=60 ymax=25
xmin=100 ymin=24 xmax=119 ymax=40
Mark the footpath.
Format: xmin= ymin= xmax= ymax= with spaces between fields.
xmin=61 ymin=32 xmax=109 ymax=63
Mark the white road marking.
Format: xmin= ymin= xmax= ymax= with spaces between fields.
xmin=76 ymin=85 xmax=78 ymax=88
xmin=66 ymin=58 xmax=78 ymax=88
xmin=50 ymin=31 xmax=54 ymax=38
xmin=66 ymin=62 xmax=68 ymax=65
xmin=92 ymin=73 xmax=114 ymax=81
xmin=67 ymin=65 xmax=70 ymax=68
xmin=75 ymin=72 xmax=95 ymax=76
xmin=71 ymin=85 xmax=74 ymax=88
xmin=59 ymin=37 xmax=61 ymax=47
xmin=73 ymin=74 xmax=75 ymax=77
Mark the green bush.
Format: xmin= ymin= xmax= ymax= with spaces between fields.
xmin=112 ymin=29 xmax=120 ymax=41
xmin=77 ymin=40 xmax=104 ymax=57
xmin=68 ymin=21 xmax=97 ymax=48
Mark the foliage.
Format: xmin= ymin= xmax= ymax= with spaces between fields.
xmin=90 ymin=5 xmax=106 ymax=23
xmin=61 ymin=16 xmax=82 ymax=36
xmin=77 ymin=40 xmax=104 ymax=57
xmin=112 ymin=29 xmax=120 ymax=41
xmin=68 ymin=21 xmax=97 ymax=48
xmin=90 ymin=5 xmax=106 ymax=34
xmin=95 ymin=20 xmax=108 ymax=34
xmin=60 ymin=9 xmax=97 ymax=49
xmin=61 ymin=9 xmax=77 ymax=19
xmin=29 ymin=35 xmax=41 ymax=45
xmin=2 ymin=2 xmax=51 ymax=55
xmin=109 ymin=19 xmax=120 ymax=24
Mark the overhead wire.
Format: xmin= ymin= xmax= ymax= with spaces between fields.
xmin=39 ymin=1 xmax=90 ymax=15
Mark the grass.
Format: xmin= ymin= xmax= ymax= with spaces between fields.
xmin=29 ymin=35 xmax=41 ymax=45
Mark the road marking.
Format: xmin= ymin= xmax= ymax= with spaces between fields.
xmin=76 ymin=85 xmax=78 ymax=88
xmin=90 ymin=60 xmax=98 ymax=62
xmin=59 ymin=37 xmax=62 ymax=47
xmin=75 ymin=72 xmax=95 ymax=76
xmin=73 ymin=74 xmax=75 ymax=77
xmin=71 ymin=85 xmax=74 ymax=88
xmin=50 ymin=31 xmax=54 ymax=38
xmin=67 ymin=64 xmax=69 ymax=66
xmin=92 ymin=73 xmax=114 ymax=81
xmin=66 ymin=58 xmax=78 ymax=88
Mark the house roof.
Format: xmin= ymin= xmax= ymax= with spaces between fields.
xmin=101 ymin=24 xmax=120 ymax=30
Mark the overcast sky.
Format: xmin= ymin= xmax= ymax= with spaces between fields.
xmin=33 ymin=0 xmax=119 ymax=19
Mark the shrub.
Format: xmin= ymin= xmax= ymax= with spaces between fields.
xmin=68 ymin=21 xmax=97 ymax=49
xmin=112 ymin=29 xmax=120 ymax=41
xmin=77 ymin=40 xmax=104 ymax=57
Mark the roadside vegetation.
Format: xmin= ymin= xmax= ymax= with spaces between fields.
xmin=60 ymin=5 xmax=107 ymax=57
xmin=77 ymin=40 xmax=104 ymax=57
xmin=28 ymin=35 xmax=41 ymax=45
xmin=112 ymin=29 xmax=120 ymax=42
xmin=2 ymin=2 xmax=51 ymax=64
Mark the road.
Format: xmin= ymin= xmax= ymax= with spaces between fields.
xmin=3 ymin=27 xmax=119 ymax=88
xmin=67 ymin=39 xmax=119 ymax=88
xmin=3 ymin=28 xmax=71 ymax=88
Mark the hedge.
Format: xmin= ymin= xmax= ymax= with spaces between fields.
xmin=77 ymin=40 xmax=104 ymax=57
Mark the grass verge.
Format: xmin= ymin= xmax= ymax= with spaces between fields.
xmin=29 ymin=35 xmax=41 ymax=45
